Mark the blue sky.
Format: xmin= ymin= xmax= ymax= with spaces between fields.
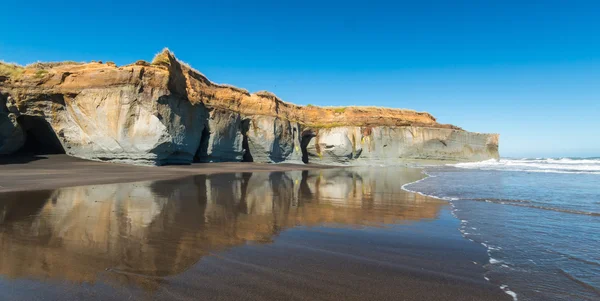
xmin=1 ymin=0 xmax=599 ymax=157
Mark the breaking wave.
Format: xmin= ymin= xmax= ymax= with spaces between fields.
xmin=450 ymin=158 xmax=600 ymax=174
xmin=469 ymin=198 xmax=600 ymax=216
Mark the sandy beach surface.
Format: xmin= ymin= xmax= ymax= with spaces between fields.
xmin=0 ymin=156 xmax=510 ymax=300
xmin=0 ymin=155 xmax=329 ymax=193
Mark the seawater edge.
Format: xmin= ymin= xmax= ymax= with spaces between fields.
xmin=401 ymin=168 xmax=519 ymax=301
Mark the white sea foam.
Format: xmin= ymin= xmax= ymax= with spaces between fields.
xmin=449 ymin=158 xmax=600 ymax=174
xmin=490 ymin=258 xmax=502 ymax=264
xmin=500 ymin=285 xmax=518 ymax=301
xmin=401 ymin=171 xmax=457 ymax=201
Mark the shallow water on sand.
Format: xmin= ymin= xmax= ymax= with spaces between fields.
xmin=0 ymin=167 xmax=508 ymax=301
xmin=405 ymin=160 xmax=600 ymax=301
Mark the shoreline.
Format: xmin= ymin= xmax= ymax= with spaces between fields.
xmin=403 ymin=162 xmax=600 ymax=301
xmin=401 ymin=167 xmax=518 ymax=301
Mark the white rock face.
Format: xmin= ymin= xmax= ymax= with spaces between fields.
xmin=1 ymin=88 xmax=500 ymax=165
xmin=305 ymin=126 xmax=499 ymax=165
xmin=196 ymin=110 xmax=245 ymax=162
xmin=11 ymin=86 xmax=208 ymax=165
xmin=244 ymin=116 xmax=303 ymax=163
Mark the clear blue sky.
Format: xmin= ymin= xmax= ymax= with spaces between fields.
xmin=1 ymin=0 xmax=599 ymax=158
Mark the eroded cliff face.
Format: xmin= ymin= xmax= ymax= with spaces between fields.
xmin=304 ymin=126 xmax=499 ymax=164
xmin=0 ymin=50 xmax=499 ymax=165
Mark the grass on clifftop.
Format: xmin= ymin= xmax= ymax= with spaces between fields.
xmin=218 ymin=83 xmax=250 ymax=95
xmin=0 ymin=62 xmax=24 ymax=79
xmin=254 ymin=90 xmax=279 ymax=99
xmin=332 ymin=107 xmax=347 ymax=113
xmin=151 ymin=48 xmax=172 ymax=66
xmin=306 ymin=122 xmax=346 ymax=129
xmin=34 ymin=69 xmax=49 ymax=78
xmin=1 ymin=61 xmax=83 ymax=80
xmin=26 ymin=61 xmax=83 ymax=69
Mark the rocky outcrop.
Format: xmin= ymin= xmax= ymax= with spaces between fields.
xmin=245 ymin=115 xmax=303 ymax=163
xmin=304 ymin=126 xmax=499 ymax=164
xmin=0 ymin=50 xmax=499 ymax=165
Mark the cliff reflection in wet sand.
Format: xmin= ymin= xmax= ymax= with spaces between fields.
xmin=0 ymin=167 xmax=442 ymax=287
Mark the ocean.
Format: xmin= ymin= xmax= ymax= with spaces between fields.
xmin=403 ymin=158 xmax=600 ymax=301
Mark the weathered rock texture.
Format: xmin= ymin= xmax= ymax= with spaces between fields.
xmin=304 ymin=126 xmax=499 ymax=164
xmin=0 ymin=50 xmax=499 ymax=165
xmin=0 ymin=113 xmax=24 ymax=155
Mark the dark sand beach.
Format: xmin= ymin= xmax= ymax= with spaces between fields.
xmin=0 ymin=156 xmax=510 ymax=300
xmin=0 ymin=155 xmax=329 ymax=193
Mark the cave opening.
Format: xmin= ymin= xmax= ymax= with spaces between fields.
xmin=194 ymin=126 xmax=211 ymax=163
xmin=300 ymin=131 xmax=315 ymax=164
xmin=241 ymin=119 xmax=253 ymax=162
xmin=17 ymin=116 xmax=65 ymax=155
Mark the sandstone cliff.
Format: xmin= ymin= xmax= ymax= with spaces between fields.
xmin=0 ymin=49 xmax=499 ymax=165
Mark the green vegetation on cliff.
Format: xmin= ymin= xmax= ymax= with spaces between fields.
xmin=0 ymin=62 xmax=24 ymax=79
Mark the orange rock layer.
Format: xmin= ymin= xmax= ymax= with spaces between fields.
xmin=1 ymin=49 xmax=457 ymax=130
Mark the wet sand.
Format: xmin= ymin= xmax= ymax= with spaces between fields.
xmin=0 ymin=155 xmax=329 ymax=193
xmin=0 ymin=158 xmax=510 ymax=300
